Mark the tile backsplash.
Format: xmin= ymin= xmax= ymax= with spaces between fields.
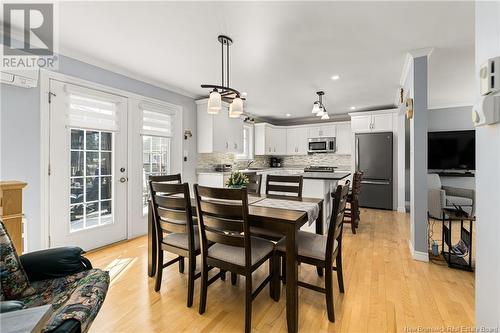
xmin=197 ymin=153 xmax=352 ymax=170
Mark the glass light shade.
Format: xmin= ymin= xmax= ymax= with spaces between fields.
xmin=229 ymin=97 xmax=244 ymax=117
xmin=316 ymin=107 xmax=325 ymax=117
xmin=312 ymin=102 xmax=321 ymax=113
xmin=321 ymin=112 xmax=330 ymax=120
xmin=207 ymin=91 xmax=222 ymax=114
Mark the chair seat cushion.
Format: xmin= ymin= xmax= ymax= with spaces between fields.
xmin=446 ymin=195 xmax=473 ymax=207
xmin=250 ymin=227 xmax=285 ymax=241
xmin=276 ymin=231 xmax=338 ymax=261
xmin=208 ymin=237 xmax=274 ymax=266
xmin=163 ymin=230 xmax=199 ymax=251
xmin=20 ymin=268 xmax=109 ymax=332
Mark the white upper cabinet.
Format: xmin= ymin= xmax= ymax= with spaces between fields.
xmin=255 ymin=123 xmax=287 ymax=155
xmin=308 ymin=124 xmax=336 ymax=138
xmin=286 ymin=127 xmax=308 ymax=155
xmin=335 ymin=122 xmax=352 ymax=154
xmin=196 ymin=100 xmax=244 ymax=154
xmin=349 ymin=110 xmax=396 ymax=133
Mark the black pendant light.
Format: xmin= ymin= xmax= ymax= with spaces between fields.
xmin=311 ymin=91 xmax=329 ymax=120
xmin=201 ymin=35 xmax=244 ymax=117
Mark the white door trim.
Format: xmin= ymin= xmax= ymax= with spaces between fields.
xmin=39 ymin=69 xmax=183 ymax=249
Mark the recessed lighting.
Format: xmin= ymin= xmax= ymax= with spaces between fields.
xmin=241 ymin=92 xmax=248 ymax=97
xmin=285 ymin=113 xmax=291 ymax=117
xmin=350 ymin=106 xmax=356 ymax=110
xmin=331 ymin=75 xmax=340 ymax=81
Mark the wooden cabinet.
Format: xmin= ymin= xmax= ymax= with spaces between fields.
xmin=196 ymin=100 xmax=244 ymax=153
xmin=349 ymin=111 xmax=395 ymax=133
xmin=335 ymin=122 xmax=352 ymax=154
xmin=286 ymin=127 xmax=308 ymax=155
xmin=308 ymin=124 xmax=336 ymax=138
xmin=0 ymin=181 xmax=27 ymax=253
xmin=255 ymin=123 xmax=287 ymax=155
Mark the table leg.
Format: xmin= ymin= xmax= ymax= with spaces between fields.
xmin=148 ymin=201 xmax=157 ymax=277
xmin=285 ymin=225 xmax=298 ymax=333
xmin=316 ymin=201 xmax=324 ymax=276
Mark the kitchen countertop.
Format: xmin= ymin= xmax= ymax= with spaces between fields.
xmin=196 ymin=166 xmax=352 ymax=175
xmin=300 ymin=172 xmax=351 ymax=180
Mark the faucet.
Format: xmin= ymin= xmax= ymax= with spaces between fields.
xmin=246 ymin=160 xmax=255 ymax=169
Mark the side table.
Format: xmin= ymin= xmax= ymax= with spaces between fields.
xmin=441 ymin=208 xmax=475 ymax=272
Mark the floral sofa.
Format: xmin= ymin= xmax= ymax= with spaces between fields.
xmin=0 ymin=222 xmax=109 ymax=333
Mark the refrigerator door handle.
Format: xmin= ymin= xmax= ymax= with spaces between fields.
xmin=361 ymin=180 xmax=391 ymax=185
xmin=356 ymin=137 xmax=360 ymax=171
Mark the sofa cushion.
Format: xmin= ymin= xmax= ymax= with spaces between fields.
xmin=20 ymin=268 xmax=109 ymax=333
xmin=446 ymin=195 xmax=473 ymax=207
xmin=0 ymin=222 xmax=35 ymax=300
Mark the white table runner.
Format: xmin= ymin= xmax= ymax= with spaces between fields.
xmin=250 ymin=198 xmax=320 ymax=226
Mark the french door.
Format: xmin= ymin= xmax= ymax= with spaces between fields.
xmin=48 ymin=80 xmax=128 ymax=250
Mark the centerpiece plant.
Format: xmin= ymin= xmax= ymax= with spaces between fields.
xmin=226 ymin=171 xmax=249 ymax=189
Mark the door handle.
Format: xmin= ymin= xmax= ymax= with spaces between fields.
xmin=119 ymin=177 xmax=128 ymax=183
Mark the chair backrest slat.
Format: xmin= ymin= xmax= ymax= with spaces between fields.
xmin=149 ymin=176 xmax=196 ymax=251
xmin=245 ymin=174 xmax=262 ymax=194
xmin=266 ymin=175 xmax=303 ymax=198
xmin=326 ymin=182 xmax=350 ymax=261
xmin=194 ymin=185 xmax=251 ymax=259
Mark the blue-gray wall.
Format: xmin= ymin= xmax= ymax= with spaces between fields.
xmin=1 ymin=55 xmax=197 ymax=251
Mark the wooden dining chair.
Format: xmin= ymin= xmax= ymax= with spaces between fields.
xmin=149 ymin=180 xmax=200 ymax=307
xmin=266 ymin=175 xmax=303 ymax=198
xmin=149 ymin=173 xmax=182 ymax=183
xmin=245 ymin=173 xmax=262 ymax=194
xmin=194 ymin=185 xmax=278 ymax=333
xmin=334 ymin=171 xmax=363 ymax=234
xmin=276 ymin=182 xmax=350 ymax=322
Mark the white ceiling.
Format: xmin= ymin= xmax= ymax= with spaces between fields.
xmin=56 ymin=1 xmax=475 ymax=120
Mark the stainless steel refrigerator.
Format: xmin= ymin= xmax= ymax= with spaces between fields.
xmin=355 ymin=132 xmax=393 ymax=210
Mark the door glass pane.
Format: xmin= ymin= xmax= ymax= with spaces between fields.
xmin=142 ymin=135 xmax=170 ymax=211
xmin=69 ymin=128 xmax=114 ymax=232
xmin=86 ymin=131 xmax=99 ymax=150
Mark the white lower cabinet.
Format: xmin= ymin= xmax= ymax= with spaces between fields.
xmin=197 ymin=173 xmax=229 ymax=188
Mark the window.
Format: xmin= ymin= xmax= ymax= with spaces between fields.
xmin=235 ymin=124 xmax=254 ymax=160
xmin=140 ymin=104 xmax=173 ymax=213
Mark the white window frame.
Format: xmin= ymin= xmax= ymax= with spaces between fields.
xmin=39 ymin=69 xmax=183 ymax=248
xmin=235 ymin=124 xmax=254 ymax=160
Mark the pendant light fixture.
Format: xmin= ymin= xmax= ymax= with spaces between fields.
xmin=201 ymin=35 xmax=244 ymax=117
xmin=312 ymin=91 xmax=330 ymax=120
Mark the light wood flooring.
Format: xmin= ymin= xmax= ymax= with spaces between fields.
xmin=87 ymin=209 xmax=474 ymax=333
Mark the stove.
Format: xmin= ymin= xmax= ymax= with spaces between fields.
xmin=303 ymin=166 xmax=337 ymax=173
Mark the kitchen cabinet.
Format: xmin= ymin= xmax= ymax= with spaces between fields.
xmin=335 ymin=122 xmax=352 ymax=154
xmin=197 ymin=173 xmax=229 ymax=188
xmin=349 ymin=111 xmax=395 ymax=133
xmin=196 ymin=100 xmax=243 ymax=153
xmin=255 ymin=123 xmax=287 ymax=155
xmin=308 ymin=124 xmax=336 ymax=138
xmin=286 ymin=127 xmax=308 ymax=155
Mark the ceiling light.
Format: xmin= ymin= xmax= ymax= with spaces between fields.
xmin=312 ymin=102 xmax=321 ymax=113
xmin=285 ymin=113 xmax=291 ymax=117
xmin=321 ymin=113 xmax=330 ymax=120
xmin=241 ymin=92 xmax=248 ymax=97
xmin=207 ymin=90 xmax=222 ymax=114
xmin=350 ymin=106 xmax=356 ymax=110
xmin=331 ymin=75 xmax=340 ymax=81
xmin=229 ymin=97 xmax=244 ymax=118
xmin=201 ymin=35 xmax=245 ymax=116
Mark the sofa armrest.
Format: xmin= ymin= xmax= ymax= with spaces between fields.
xmin=0 ymin=301 xmax=25 ymax=313
xmin=442 ymin=186 xmax=475 ymax=201
xmin=428 ymin=188 xmax=446 ymax=219
xmin=19 ymin=247 xmax=92 ymax=282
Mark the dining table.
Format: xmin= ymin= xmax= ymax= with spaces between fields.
xmin=147 ymin=193 xmax=324 ymax=333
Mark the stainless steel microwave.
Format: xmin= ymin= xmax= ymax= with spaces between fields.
xmin=308 ymin=137 xmax=336 ymax=153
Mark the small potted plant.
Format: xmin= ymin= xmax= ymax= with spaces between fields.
xmin=226 ymin=171 xmax=249 ymax=189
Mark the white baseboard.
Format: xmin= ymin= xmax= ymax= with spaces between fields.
xmin=397 ymin=206 xmax=406 ymax=213
xmin=408 ymin=240 xmax=429 ymax=262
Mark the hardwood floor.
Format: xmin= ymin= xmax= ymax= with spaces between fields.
xmin=87 ymin=209 xmax=474 ymax=333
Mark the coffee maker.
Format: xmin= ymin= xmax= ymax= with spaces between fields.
xmin=270 ymin=157 xmax=282 ymax=168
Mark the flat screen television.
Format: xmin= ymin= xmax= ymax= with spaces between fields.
xmin=428 ymin=130 xmax=475 ymax=170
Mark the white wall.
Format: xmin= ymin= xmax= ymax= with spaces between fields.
xmin=0 ymin=54 xmax=197 ymax=251
xmin=475 ymin=0 xmax=500 ymax=327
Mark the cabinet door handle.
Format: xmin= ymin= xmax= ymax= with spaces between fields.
xmin=226 ymin=142 xmax=229 ymax=148
xmin=234 ymin=143 xmax=237 ymax=149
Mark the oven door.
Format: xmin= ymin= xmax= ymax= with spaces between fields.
xmin=308 ymin=140 xmax=327 ymax=152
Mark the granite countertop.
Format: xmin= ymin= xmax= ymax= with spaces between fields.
xmin=300 ymin=172 xmax=351 ymax=180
